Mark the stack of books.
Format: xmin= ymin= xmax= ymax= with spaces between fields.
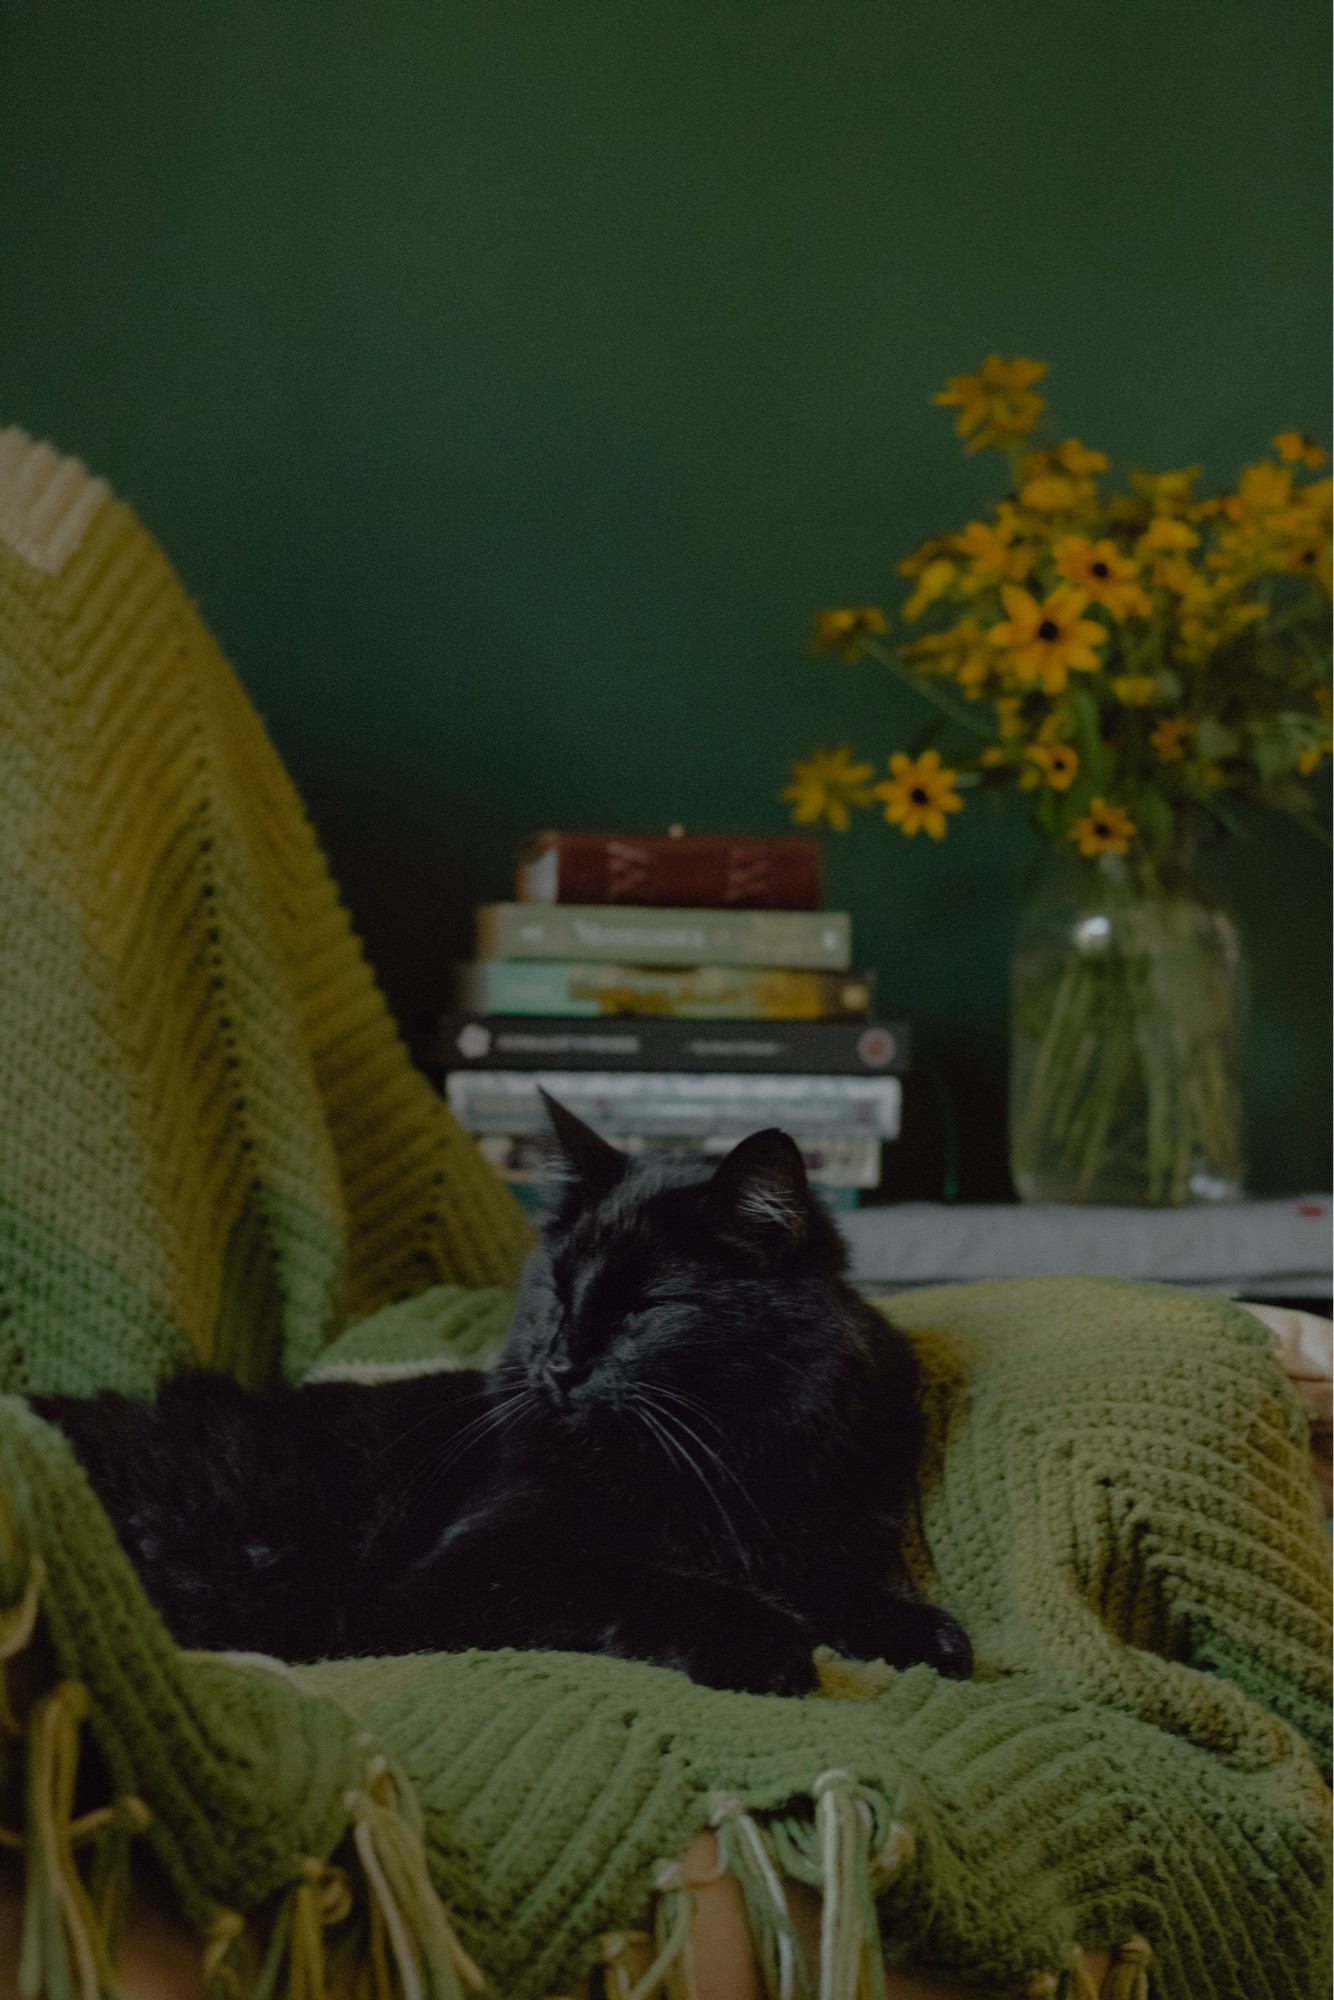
xmin=430 ymin=830 xmax=909 ymax=1215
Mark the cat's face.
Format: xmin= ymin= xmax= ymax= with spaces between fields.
xmin=493 ymin=1094 xmax=876 ymax=1492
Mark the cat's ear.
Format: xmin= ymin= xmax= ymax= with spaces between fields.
xmin=704 ymin=1128 xmax=810 ymax=1252
xmin=539 ymin=1089 xmax=626 ymax=1195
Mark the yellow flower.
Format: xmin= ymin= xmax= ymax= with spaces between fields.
xmin=782 ymin=746 xmax=876 ymax=831
xmin=1227 ymin=462 xmax=1292 ymax=517
xmin=953 ymin=508 xmax=1032 ymax=589
xmin=898 ymin=536 xmax=953 ymax=577
xmin=1150 ymin=717 xmax=1194 ymax=762
xmin=1279 ymin=529 xmax=1332 ymax=591
xmin=1018 ymin=473 xmax=1084 ymax=513
xmin=994 ymin=696 xmax=1026 ymax=739
xmin=1298 ymin=744 xmax=1328 ymax=774
xmin=873 ymin=749 xmax=964 ymax=839
xmin=1016 ymin=447 xmax=1101 ymax=516
xmin=902 ymin=618 xmax=995 ymax=698
xmin=902 ymin=558 xmax=958 ymax=621
xmin=1177 ymin=594 xmax=1265 ymax=665
xmin=1315 ymin=687 xmax=1332 ymax=722
xmin=1053 ymin=536 xmax=1152 ymax=619
xmin=1111 ymin=675 xmax=1156 ymax=706
xmin=988 ymin=584 xmax=1107 ymax=694
xmin=1055 ymin=438 xmax=1109 ymax=476
xmin=1023 ymin=742 xmax=1079 ymax=790
xmin=1274 ymin=432 xmax=1327 ymax=470
xmin=1152 ymin=554 xmax=1213 ymax=601
xmin=1035 ymin=709 xmax=1073 ymax=745
xmin=1130 ymin=466 xmax=1201 ymax=515
xmin=810 ymin=606 xmax=889 ymax=659
xmin=933 ymin=355 xmax=1047 ymax=453
xmin=1137 ymin=517 xmax=1199 ymax=555
xmin=1068 ymin=799 xmax=1137 ymax=857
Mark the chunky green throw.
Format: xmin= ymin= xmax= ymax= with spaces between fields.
xmin=0 ymin=428 xmax=1327 ymax=2000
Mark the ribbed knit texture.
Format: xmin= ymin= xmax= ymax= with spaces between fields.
xmin=290 ymin=1277 xmax=1331 ymax=2000
xmin=0 ymin=1279 xmax=1326 ymax=1999
xmin=0 ymin=427 xmax=531 ymax=1395
xmin=0 ymin=431 xmax=1327 ymax=1999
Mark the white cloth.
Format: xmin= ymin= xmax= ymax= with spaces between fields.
xmin=843 ymin=1196 xmax=1332 ymax=1297
xmin=1242 ymin=1303 xmax=1333 ymax=1431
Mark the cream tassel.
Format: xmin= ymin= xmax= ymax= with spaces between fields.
xmin=343 ymin=1755 xmax=485 ymax=2000
xmin=201 ymin=1908 xmax=249 ymax=2000
xmin=812 ymin=1771 xmax=886 ymax=2000
xmin=1100 ymin=1936 xmax=1152 ymax=2000
xmin=1062 ymin=1954 xmax=1100 ymax=2000
xmin=707 ymin=1793 xmax=804 ymax=2000
xmin=0 ymin=1558 xmax=45 ymax=1739
xmin=19 ymin=1681 xmax=122 ymax=2000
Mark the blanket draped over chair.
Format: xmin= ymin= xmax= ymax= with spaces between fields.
xmin=0 ymin=428 xmax=1327 ymax=2000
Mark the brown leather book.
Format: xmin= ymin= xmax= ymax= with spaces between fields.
xmin=516 ymin=831 xmax=822 ymax=909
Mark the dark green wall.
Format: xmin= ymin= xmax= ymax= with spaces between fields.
xmin=2 ymin=0 xmax=1329 ymax=1198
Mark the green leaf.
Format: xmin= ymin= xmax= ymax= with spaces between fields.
xmin=860 ymin=638 xmax=993 ymax=740
xmin=1261 ymin=776 xmax=1317 ymax=815
xmin=1030 ymin=788 xmax=1059 ymax=840
xmin=1292 ymin=811 xmax=1334 ymax=850
xmin=1245 ymin=711 xmax=1329 ymax=782
xmin=1194 ymin=716 xmax=1241 ymax=761
xmin=906 ymin=712 xmax=946 ymax=758
xmin=1064 ymin=686 xmax=1115 ymax=792
xmin=1127 ymin=786 xmax=1173 ymax=854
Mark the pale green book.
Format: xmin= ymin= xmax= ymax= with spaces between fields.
xmin=475 ymin=903 xmax=851 ymax=970
xmin=454 ymin=961 xmax=875 ymax=1019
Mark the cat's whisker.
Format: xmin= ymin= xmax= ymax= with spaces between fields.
xmin=630 ymin=1397 xmax=749 ymax=1569
xmin=632 ymin=1403 xmax=708 ymax=1502
xmin=636 ymin=1389 xmax=776 ymax=1547
xmin=375 ymin=1390 xmax=532 ymax=1535
xmin=376 ymin=1406 xmax=529 ymax=1542
xmin=418 ymin=1390 xmax=532 ymax=1480
xmin=642 ymin=1384 xmax=727 ymax=1438
xmin=374 ymin=1383 xmax=495 ymax=1463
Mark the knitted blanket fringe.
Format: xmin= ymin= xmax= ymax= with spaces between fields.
xmin=0 ymin=1553 xmax=1156 ymax=2000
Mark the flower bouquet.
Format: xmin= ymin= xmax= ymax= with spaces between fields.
xmin=786 ymin=357 xmax=1331 ymax=1203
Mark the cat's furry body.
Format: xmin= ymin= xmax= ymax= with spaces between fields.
xmin=36 ymin=1102 xmax=970 ymax=1695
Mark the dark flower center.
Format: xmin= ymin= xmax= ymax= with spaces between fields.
xmin=1093 ymin=821 xmax=1111 ymax=837
xmin=1037 ymin=619 xmax=1060 ymax=641
xmin=1091 ymin=561 xmax=1110 ymax=578
xmin=1300 ymin=548 xmax=1315 ymax=565
xmin=910 ymin=787 xmax=930 ymax=805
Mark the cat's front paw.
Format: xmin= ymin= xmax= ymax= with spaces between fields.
xmin=671 ymin=1609 xmax=819 ymax=1697
xmin=918 ymin=1606 xmax=972 ymax=1681
xmin=825 ymin=1593 xmax=973 ymax=1682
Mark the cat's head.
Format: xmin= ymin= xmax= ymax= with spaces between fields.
xmin=493 ymin=1092 xmax=887 ymax=1493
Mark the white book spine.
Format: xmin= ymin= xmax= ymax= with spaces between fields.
xmin=447 ymin=1070 xmax=901 ymax=1138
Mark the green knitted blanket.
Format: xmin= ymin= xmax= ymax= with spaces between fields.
xmin=0 ymin=430 xmax=1328 ymax=2000
xmin=0 ymin=1279 xmax=1326 ymax=2000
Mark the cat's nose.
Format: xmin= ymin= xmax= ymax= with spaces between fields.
xmin=542 ymin=1354 xmax=575 ymax=1397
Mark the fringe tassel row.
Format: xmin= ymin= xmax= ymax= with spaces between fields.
xmin=0 ymin=1561 xmax=1154 ymax=2000
xmin=708 ymin=1791 xmax=803 ymax=2000
xmin=0 ymin=1553 xmax=482 ymax=2000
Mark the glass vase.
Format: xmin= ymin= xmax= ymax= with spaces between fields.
xmin=1009 ymin=854 xmax=1246 ymax=1205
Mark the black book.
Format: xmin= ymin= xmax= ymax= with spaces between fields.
xmin=430 ymin=1014 xmax=910 ymax=1077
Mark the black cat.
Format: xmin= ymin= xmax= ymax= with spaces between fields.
xmin=34 ymin=1096 xmax=970 ymax=1696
